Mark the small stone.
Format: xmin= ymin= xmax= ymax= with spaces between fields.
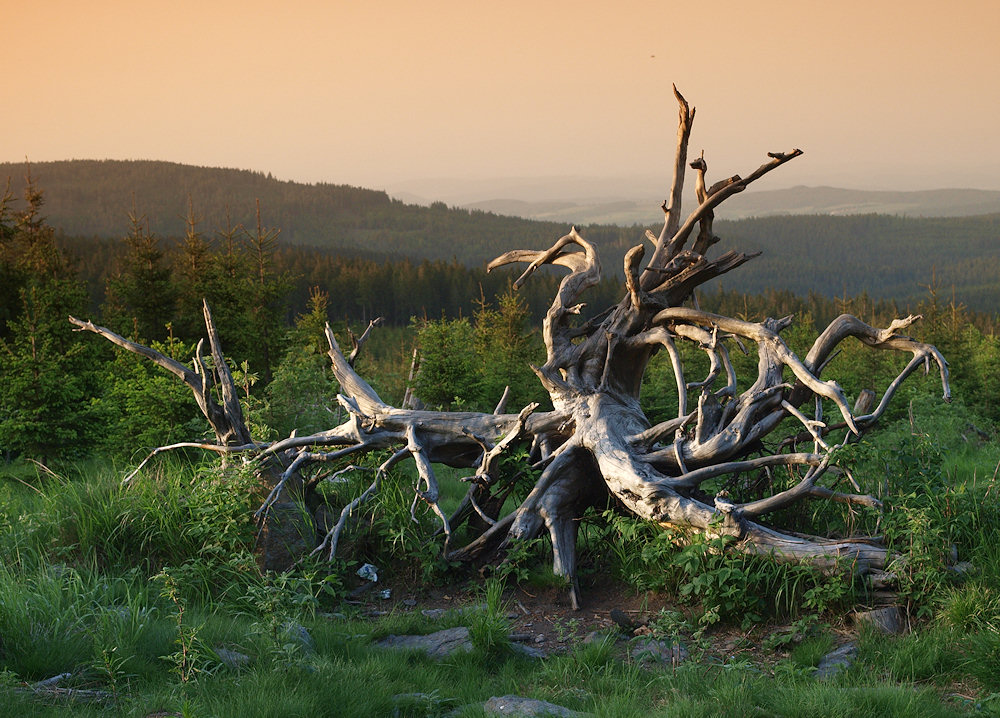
xmin=534 ymin=634 xmax=546 ymax=644
xmin=357 ymin=563 xmax=379 ymax=582
xmin=854 ymin=606 xmax=905 ymax=635
xmin=376 ymin=626 xmax=474 ymax=659
xmin=215 ymin=647 xmax=252 ymax=670
xmin=421 ymin=608 xmax=447 ymax=619
xmin=32 ymin=673 xmax=72 ymax=689
xmin=281 ymin=621 xmax=315 ymax=653
xmin=948 ymin=561 xmax=974 ymax=577
xmin=484 ymin=695 xmax=588 ymax=717
xmin=402 ymin=598 xmax=417 ymax=607
xmin=630 ymin=637 xmax=688 ymax=666
xmin=814 ymin=642 xmax=857 ymax=679
xmin=510 ymin=642 xmax=547 ymax=659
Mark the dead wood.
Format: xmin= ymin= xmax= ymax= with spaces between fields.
xmin=72 ymin=88 xmax=950 ymax=606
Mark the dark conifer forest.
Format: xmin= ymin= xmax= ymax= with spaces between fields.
xmin=2 ymin=160 xmax=998 ymax=465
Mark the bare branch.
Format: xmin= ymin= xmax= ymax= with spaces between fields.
xmin=658 ymin=84 xmax=695 ymax=244
xmin=122 ymin=441 xmax=261 ymax=484
xmin=325 ymin=321 xmax=389 ymax=416
xmin=347 ymin=317 xmax=384 ymax=367
xmin=313 ymin=447 xmax=409 ymax=560
xmin=642 ymin=148 xmax=802 ymax=288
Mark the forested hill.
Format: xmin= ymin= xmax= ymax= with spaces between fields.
xmin=715 ymin=213 xmax=1000 ymax=310
xmin=0 ymin=159 xmax=624 ymax=267
xmin=3 ymin=160 xmax=1000 ymax=313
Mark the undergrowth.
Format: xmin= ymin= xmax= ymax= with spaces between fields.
xmin=1 ymin=391 xmax=999 ymax=716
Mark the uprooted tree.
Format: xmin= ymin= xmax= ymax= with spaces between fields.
xmin=70 ymin=88 xmax=950 ymax=608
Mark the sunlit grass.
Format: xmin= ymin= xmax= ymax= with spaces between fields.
xmin=2 ymin=396 xmax=1000 ymax=716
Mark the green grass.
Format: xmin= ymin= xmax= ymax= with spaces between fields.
xmin=3 ymin=394 xmax=1000 ymax=716
xmin=0 ymin=584 xmax=993 ymax=717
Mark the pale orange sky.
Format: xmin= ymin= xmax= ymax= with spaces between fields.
xmin=5 ymin=0 xmax=1000 ymax=197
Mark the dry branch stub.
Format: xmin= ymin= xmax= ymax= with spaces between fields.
xmin=71 ymin=87 xmax=950 ymax=607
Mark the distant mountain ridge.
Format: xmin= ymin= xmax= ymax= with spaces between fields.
xmin=0 ymin=159 xmax=394 ymax=241
xmin=0 ymin=159 xmax=574 ymax=267
xmin=459 ymin=186 xmax=1000 ymax=225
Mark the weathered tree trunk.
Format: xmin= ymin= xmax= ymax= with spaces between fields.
xmin=71 ymin=87 xmax=950 ymax=606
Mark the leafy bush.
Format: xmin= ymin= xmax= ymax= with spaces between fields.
xmin=91 ymin=337 xmax=208 ymax=458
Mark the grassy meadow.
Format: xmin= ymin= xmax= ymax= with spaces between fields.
xmin=3 ymin=328 xmax=1000 ymax=717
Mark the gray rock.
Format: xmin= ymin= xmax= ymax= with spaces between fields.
xmin=814 ymin=642 xmax=857 ymax=679
xmin=484 ymin=695 xmax=588 ymax=717
xmin=948 ymin=561 xmax=974 ymax=577
xmin=510 ymin=642 xmax=547 ymax=659
xmin=281 ymin=620 xmax=315 ymax=653
xmin=854 ymin=606 xmax=905 ymax=634
xmin=31 ymin=673 xmax=72 ymax=689
xmin=583 ymin=630 xmax=616 ymax=644
xmin=376 ymin=626 xmax=474 ymax=659
xmin=215 ymin=647 xmax=252 ymax=670
xmin=630 ymin=637 xmax=688 ymax=666
xmin=420 ymin=603 xmax=487 ymax=620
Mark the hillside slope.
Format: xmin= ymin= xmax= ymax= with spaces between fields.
xmin=0 ymin=160 xmax=581 ymax=267
xmin=3 ymin=160 xmax=999 ymax=313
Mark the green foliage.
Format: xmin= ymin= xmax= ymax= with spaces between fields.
xmin=103 ymin=209 xmax=177 ymax=343
xmin=265 ymin=288 xmax=340 ymax=437
xmin=0 ymin=561 xmax=95 ymax=676
xmin=490 ymin=537 xmax=547 ymax=584
xmin=467 ymin=578 xmax=512 ymax=654
xmin=600 ymin=510 xmax=854 ymax=627
xmin=0 ymin=285 xmax=96 ymax=461
xmin=412 ymin=315 xmax=480 ymax=410
xmin=412 ymin=289 xmax=543 ymax=412
xmin=1 ymin=454 xmax=999 ymax=716
xmin=472 ymin=288 xmax=542 ymax=411
xmin=155 ymin=569 xmax=216 ymax=683
xmin=91 ymin=335 xmax=207 ymax=456
xmin=4 ymin=461 xmax=261 ymax=604
xmin=841 ymin=401 xmax=1000 ymax=620
xmin=0 ymin=174 xmax=98 ymax=462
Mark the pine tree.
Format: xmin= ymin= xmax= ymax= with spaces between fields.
xmin=104 ymin=201 xmax=177 ymax=342
xmin=173 ymin=197 xmax=214 ymax=339
xmin=0 ymin=172 xmax=95 ymax=463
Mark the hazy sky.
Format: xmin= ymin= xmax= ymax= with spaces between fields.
xmin=5 ymin=0 xmax=1000 ymax=198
